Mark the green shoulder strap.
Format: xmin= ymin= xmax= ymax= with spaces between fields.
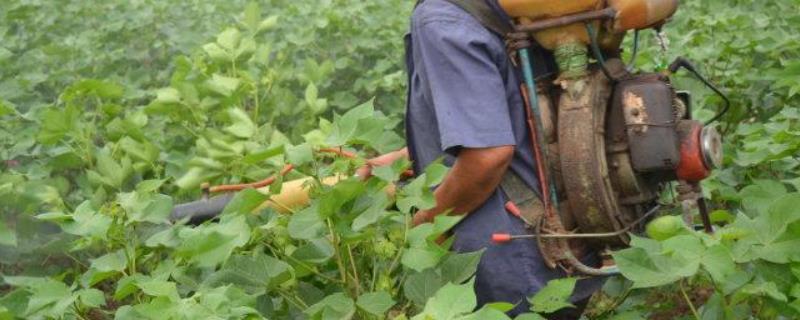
xmin=415 ymin=0 xmax=513 ymax=36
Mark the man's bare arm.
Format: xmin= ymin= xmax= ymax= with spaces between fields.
xmin=413 ymin=146 xmax=514 ymax=226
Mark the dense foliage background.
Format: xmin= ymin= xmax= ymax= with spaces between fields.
xmin=0 ymin=0 xmax=798 ymax=319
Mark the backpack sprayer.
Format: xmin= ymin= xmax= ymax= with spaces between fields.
xmin=484 ymin=0 xmax=728 ymax=275
xmin=172 ymin=0 xmax=730 ymax=277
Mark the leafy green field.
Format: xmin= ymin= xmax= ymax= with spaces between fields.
xmin=1 ymin=0 xmax=798 ymax=319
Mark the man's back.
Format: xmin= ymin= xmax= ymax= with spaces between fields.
xmin=404 ymin=0 xmax=604 ymax=316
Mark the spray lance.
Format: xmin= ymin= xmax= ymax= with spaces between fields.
xmin=170 ymin=148 xmax=407 ymax=224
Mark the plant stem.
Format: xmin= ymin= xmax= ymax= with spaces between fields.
xmin=264 ymin=242 xmax=341 ymax=284
xmin=328 ymin=218 xmax=352 ymax=296
xmin=594 ymin=280 xmax=634 ymax=319
xmin=277 ymin=289 xmax=308 ymax=310
xmin=369 ymin=256 xmax=378 ymax=292
xmin=128 ymin=225 xmax=138 ymax=275
xmin=680 ymin=280 xmax=701 ymax=320
xmin=387 ymin=213 xmax=410 ymax=274
xmin=72 ymin=302 xmax=89 ymax=320
xmin=346 ymin=244 xmax=361 ymax=296
xmin=253 ymin=82 xmax=260 ymax=124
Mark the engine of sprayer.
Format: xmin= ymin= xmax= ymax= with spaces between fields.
xmin=498 ymin=0 xmax=724 ymax=247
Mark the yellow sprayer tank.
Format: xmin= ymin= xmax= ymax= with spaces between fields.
xmin=499 ymin=0 xmax=678 ymax=50
xmin=608 ymin=0 xmax=679 ymax=32
xmin=500 ymin=0 xmax=603 ymax=49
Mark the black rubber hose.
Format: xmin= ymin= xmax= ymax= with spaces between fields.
xmin=627 ymin=29 xmax=640 ymax=70
xmin=170 ymin=193 xmax=235 ymax=224
xmin=585 ymin=24 xmax=616 ymax=82
xmin=668 ymin=57 xmax=731 ymax=124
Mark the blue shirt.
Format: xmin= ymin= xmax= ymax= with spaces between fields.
xmin=404 ymin=0 xmax=604 ymax=315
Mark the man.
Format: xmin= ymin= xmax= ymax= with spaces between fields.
xmin=364 ymin=0 xmax=605 ymax=317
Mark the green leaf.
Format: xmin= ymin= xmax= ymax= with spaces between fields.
xmin=221 ymin=188 xmax=269 ymax=216
xmin=352 ymin=117 xmax=386 ymax=146
xmin=89 ymin=249 xmax=127 ymax=273
xmin=154 ymin=88 xmax=181 ymax=105
xmin=0 ymin=220 xmax=16 ymax=246
xmin=305 ymin=82 xmax=319 ymax=105
xmin=242 ymin=2 xmax=261 ymax=31
xmin=145 ymin=227 xmax=182 ymax=248
xmin=485 ymin=302 xmax=516 ymax=313
xmin=4 ymin=277 xmax=75 ymax=318
xmin=460 ymin=306 xmax=513 ymax=320
xmin=440 ymin=250 xmax=484 ymax=284
xmin=528 ymin=278 xmax=576 ymax=314
xmin=258 ymin=16 xmax=279 ymax=32
xmin=292 ymin=238 xmax=334 ymax=264
xmin=177 ymin=216 xmax=251 ymax=267
xmin=402 ymin=247 xmax=446 ymax=272
xmin=0 ymin=100 xmax=15 ymax=117
xmin=613 ymin=247 xmax=684 ymax=288
xmin=204 ymin=253 xmax=293 ymax=294
xmin=738 ymin=180 xmax=788 ymax=216
xmin=77 ymin=288 xmax=106 ymax=308
xmin=318 ymin=179 xmax=365 ymax=217
xmin=69 ymin=79 xmax=124 ymax=99
xmin=607 ymin=311 xmax=645 ymax=320
xmin=43 ymin=201 xmax=111 ymax=239
xmin=37 ymin=106 xmax=79 ymax=144
xmin=326 ymin=99 xmax=375 ymax=146
xmin=286 ymin=143 xmax=313 ymax=166
xmin=701 ymin=245 xmax=737 ymax=284
xmin=94 ymin=150 xmax=128 ymax=189
xmin=225 ymin=108 xmax=257 ymax=138
xmin=206 ymin=74 xmax=241 ymax=97
xmin=352 ymin=191 xmax=391 ymax=231
xmin=356 ymin=291 xmax=395 ymax=316
xmin=412 ymin=280 xmax=477 ymax=320
xmin=114 ymin=275 xmax=145 ymax=300
xmin=740 ymin=281 xmax=788 ymax=302
xmin=118 ymin=192 xmax=174 ymax=224
xmin=136 ymin=179 xmax=166 ymax=193
xmin=136 ymin=279 xmax=179 ymax=301
xmin=217 ymin=27 xmax=242 ymax=50
xmin=372 ymin=158 xmax=411 ymax=183
xmin=404 ymin=269 xmax=444 ymax=306
xmin=424 ymin=161 xmax=449 ymax=186
xmin=514 ymin=314 xmax=547 ymax=320
xmin=244 ymin=145 xmax=285 ymax=164
xmin=305 ymin=292 xmax=356 ymax=320
xmin=203 ymin=43 xmax=230 ymax=62
xmin=175 ymin=167 xmax=219 ymax=190
xmin=0 ymin=290 xmax=28 ymax=318
xmin=118 ymin=136 xmax=160 ymax=163
xmin=397 ymin=162 xmax=449 ymax=214
xmin=288 ymin=204 xmax=325 ymax=240
xmin=139 ymin=194 xmax=174 ymax=224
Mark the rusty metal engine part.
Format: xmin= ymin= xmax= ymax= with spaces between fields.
xmin=701 ymin=126 xmax=723 ymax=169
xmin=557 ymin=68 xmax=639 ymax=247
xmin=676 ymin=120 xmax=721 ymax=182
xmin=676 ymin=181 xmax=714 ymax=233
xmin=613 ymin=74 xmax=681 ymax=173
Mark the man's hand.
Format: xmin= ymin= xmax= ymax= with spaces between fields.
xmin=412 ymin=146 xmax=514 ymax=226
xmin=356 ymin=148 xmax=409 ymax=179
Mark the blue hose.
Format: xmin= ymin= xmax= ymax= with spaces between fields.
xmin=518 ymin=48 xmax=560 ymax=211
